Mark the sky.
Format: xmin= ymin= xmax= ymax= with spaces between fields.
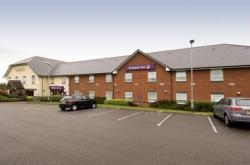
xmin=0 ymin=0 xmax=249 ymax=82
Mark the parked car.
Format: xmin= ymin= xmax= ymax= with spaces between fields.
xmin=59 ymin=95 xmax=96 ymax=111
xmin=213 ymin=97 xmax=250 ymax=126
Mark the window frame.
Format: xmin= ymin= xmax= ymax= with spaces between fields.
xmin=62 ymin=76 xmax=67 ymax=84
xmin=74 ymin=76 xmax=80 ymax=84
xmin=176 ymin=71 xmax=187 ymax=82
xmin=125 ymin=72 xmax=132 ymax=82
xmin=105 ymin=91 xmax=113 ymax=100
xmin=176 ymin=92 xmax=187 ymax=105
xmin=31 ymin=75 xmax=35 ymax=84
xmin=124 ymin=92 xmax=133 ymax=101
xmin=105 ymin=74 xmax=112 ymax=83
xmin=148 ymin=91 xmax=157 ymax=103
xmin=210 ymin=69 xmax=224 ymax=82
xmin=89 ymin=75 xmax=95 ymax=83
xmin=147 ymin=71 xmax=157 ymax=82
xmin=22 ymin=76 xmax=26 ymax=84
xmin=50 ymin=77 xmax=54 ymax=84
xmin=88 ymin=91 xmax=95 ymax=99
xmin=211 ymin=93 xmax=224 ymax=103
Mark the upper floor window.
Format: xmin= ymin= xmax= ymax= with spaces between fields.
xmin=148 ymin=72 xmax=157 ymax=82
xmin=210 ymin=69 xmax=223 ymax=81
xmin=125 ymin=92 xmax=133 ymax=101
xmin=148 ymin=91 xmax=157 ymax=103
xmin=74 ymin=76 xmax=80 ymax=83
xmin=32 ymin=75 xmax=35 ymax=84
xmin=50 ymin=77 xmax=54 ymax=84
xmin=105 ymin=91 xmax=113 ymax=100
xmin=89 ymin=75 xmax=95 ymax=83
xmin=15 ymin=76 xmax=18 ymax=80
xmin=62 ymin=76 xmax=67 ymax=84
xmin=176 ymin=93 xmax=187 ymax=105
xmin=22 ymin=76 xmax=26 ymax=84
xmin=106 ymin=74 xmax=112 ymax=82
xmin=176 ymin=71 xmax=187 ymax=82
xmin=125 ymin=73 xmax=132 ymax=82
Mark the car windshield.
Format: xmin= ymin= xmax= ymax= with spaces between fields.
xmin=236 ymin=99 xmax=250 ymax=106
xmin=61 ymin=96 xmax=72 ymax=101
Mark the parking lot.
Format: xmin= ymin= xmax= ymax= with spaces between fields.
xmin=0 ymin=103 xmax=249 ymax=165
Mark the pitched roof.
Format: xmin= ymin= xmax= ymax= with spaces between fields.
xmin=148 ymin=44 xmax=250 ymax=70
xmin=5 ymin=56 xmax=64 ymax=77
xmin=51 ymin=55 xmax=129 ymax=76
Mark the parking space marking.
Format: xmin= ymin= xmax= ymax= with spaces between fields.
xmin=117 ymin=112 xmax=143 ymax=121
xmin=208 ymin=116 xmax=218 ymax=133
xmin=88 ymin=110 xmax=114 ymax=117
xmin=157 ymin=113 xmax=173 ymax=127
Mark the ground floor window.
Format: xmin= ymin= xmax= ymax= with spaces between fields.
xmin=74 ymin=90 xmax=80 ymax=95
xmin=148 ymin=92 xmax=157 ymax=103
xmin=176 ymin=93 xmax=187 ymax=104
xmin=211 ymin=93 xmax=224 ymax=103
xmin=88 ymin=91 xmax=95 ymax=99
xmin=125 ymin=92 xmax=133 ymax=101
xmin=105 ymin=91 xmax=112 ymax=100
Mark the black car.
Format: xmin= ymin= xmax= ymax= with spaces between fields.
xmin=59 ymin=95 xmax=96 ymax=111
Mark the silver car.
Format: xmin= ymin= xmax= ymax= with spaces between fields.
xmin=213 ymin=97 xmax=250 ymax=126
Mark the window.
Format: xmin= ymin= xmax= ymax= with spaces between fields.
xmin=125 ymin=73 xmax=132 ymax=82
xmin=148 ymin=72 xmax=157 ymax=82
xmin=105 ymin=91 xmax=113 ymax=100
xmin=176 ymin=71 xmax=187 ymax=82
xmin=8 ymin=77 xmax=11 ymax=80
xmin=89 ymin=75 xmax=95 ymax=83
xmin=50 ymin=77 xmax=54 ymax=84
xmin=210 ymin=69 xmax=223 ymax=81
xmin=125 ymin=92 xmax=133 ymax=101
xmin=74 ymin=76 xmax=80 ymax=83
xmin=62 ymin=76 xmax=67 ymax=84
xmin=32 ymin=75 xmax=35 ymax=84
xmin=176 ymin=93 xmax=187 ymax=104
xmin=211 ymin=94 xmax=224 ymax=103
xmin=106 ymin=74 xmax=112 ymax=82
xmin=22 ymin=76 xmax=26 ymax=84
xmin=148 ymin=92 xmax=157 ymax=103
xmin=15 ymin=76 xmax=18 ymax=80
xmin=88 ymin=91 xmax=95 ymax=99
xmin=74 ymin=90 xmax=80 ymax=95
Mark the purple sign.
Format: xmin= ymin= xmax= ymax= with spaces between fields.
xmin=49 ymin=86 xmax=64 ymax=91
xmin=126 ymin=64 xmax=155 ymax=71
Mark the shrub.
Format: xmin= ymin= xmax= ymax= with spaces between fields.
xmin=51 ymin=95 xmax=63 ymax=102
xmin=150 ymin=100 xmax=214 ymax=112
xmin=94 ymin=97 xmax=106 ymax=104
xmin=0 ymin=95 xmax=22 ymax=102
xmin=104 ymin=99 xmax=136 ymax=106
xmin=25 ymin=96 xmax=34 ymax=102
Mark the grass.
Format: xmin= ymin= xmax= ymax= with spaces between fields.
xmin=25 ymin=102 xmax=212 ymax=116
xmin=98 ymin=104 xmax=212 ymax=116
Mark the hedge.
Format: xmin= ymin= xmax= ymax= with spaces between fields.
xmin=104 ymin=99 xmax=136 ymax=106
xmin=94 ymin=97 xmax=106 ymax=104
xmin=150 ymin=100 xmax=214 ymax=112
xmin=0 ymin=95 xmax=23 ymax=102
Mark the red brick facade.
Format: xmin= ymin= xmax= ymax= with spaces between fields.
xmin=69 ymin=52 xmax=250 ymax=103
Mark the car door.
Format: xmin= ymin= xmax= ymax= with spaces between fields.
xmin=222 ymin=99 xmax=232 ymax=116
xmin=216 ymin=99 xmax=225 ymax=118
xmin=81 ymin=96 xmax=89 ymax=108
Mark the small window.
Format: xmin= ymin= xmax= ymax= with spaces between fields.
xmin=8 ymin=77 xmax=11 ymax=80
xmin=105 ymin=91 xmax=113 ymax=100
xmin=211 ymin=94 xmax=224 ymax=103
xmin=74 ymin=76 xmax=80 ymax=83
xmin=15 ymin=76 xmax=18 ymax=80
xmin=62 ymin=76 xmax=67 ymax=84
xmin=89 ymin=75 xmax=95 ymax=83
xmin=176 ymin=93 xmax=187 ymax=104
xmin=148 ymin=92 xmax=157 ymax=103
xmin=176 ymin=71 xmax=186 ymax=82
xmin=125 ymin=73 xmax=132 ymax=82
xmin=32 ymin=75 xmax=35 ymax=84
xmin=125 ymin=92 xmax=133 ymax=101
xmin=50 ymin=77 xmax=54 ymax=84
xmin=22 ymin=76 xmax=26 ymax=84
xmin=148 ymin=72 xmax=157 ymax=82
xmin=210 ymin=69 xmax=223 ymax=81
xmin=88 ymin=91 xmax=95 ymax=99
xmin=74 ymin=90 xmax=80 ymax=95
xmin=106 ymin=74 xmax=112 ymax=82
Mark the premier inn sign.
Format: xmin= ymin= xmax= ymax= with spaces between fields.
xmin=126 ymin=64 xmax=155 ymax=71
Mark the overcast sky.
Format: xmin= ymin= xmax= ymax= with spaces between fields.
xmin=0 ymin=0 xmax=249 ymax=82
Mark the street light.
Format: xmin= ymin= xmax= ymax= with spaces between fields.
xmin=189 ymin=40 xmax=195 ymax=110
xmin=45 ymin=62 xmax=50 ymax=101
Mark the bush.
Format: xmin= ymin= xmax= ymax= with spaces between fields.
xmin=150 ymin=100 xmax=214 ymax=112
xmin=94 ymin=97 xmax=106 ymax=104
xmin=25 ymin=96 xmax=34 ymax=102
xmin=104 ymin=99 xmax=136 ymax=106
xmin=0 ymin=95 xmax=22 ymax=102
xmin=51 ymin=95 xmax=63 ymax=102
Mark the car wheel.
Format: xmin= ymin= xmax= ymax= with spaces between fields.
xmin=224 ymin=114 xmax=231 ymax=126
xmin=92 ymin=103 xmax=96 ymax=109
xmin=213 ymin=112 xmax=217 ymax=119
xmin=72 ymin=105 xmax=78 ymax=111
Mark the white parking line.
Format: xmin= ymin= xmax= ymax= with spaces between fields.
xmin=117 ymin=112 xmax=143 ymax=121
xmin=88 ymin=110 xmax=114 ymax=117
xmin=157 ymin=114 xmax=173 ymax=127
xmin=208 ymin=116 xmax=218 ymax=133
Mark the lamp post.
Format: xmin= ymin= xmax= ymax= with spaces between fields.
xmin=189 ymin=40 xmax=195 ymax=110
xmin=45 ymin=62 xmax=50 ymax=102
